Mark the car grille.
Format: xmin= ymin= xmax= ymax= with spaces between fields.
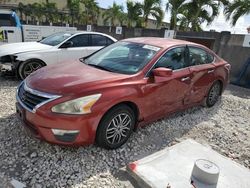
xmin=18 ymin=83 xmax=50 ymax=111
xmin=17 ymin=82 xmax=60 ymax=112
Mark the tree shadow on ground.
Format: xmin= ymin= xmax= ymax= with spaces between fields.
xmin=224 ymin=84 xmax=250 ymax=99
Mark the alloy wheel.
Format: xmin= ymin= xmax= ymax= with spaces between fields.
xmin=106 ymin=113 xmax=132 ymax=145
xmin=208 ymin=83 xmax=221 ymax=106
xmin=23 ymin=62 xmax=42 ymax=78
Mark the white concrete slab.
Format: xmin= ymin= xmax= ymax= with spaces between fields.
xmin=127 ymin=139 xmax=250 ymax=188
xmin=10 ymin=179 xmax=26 ymax=188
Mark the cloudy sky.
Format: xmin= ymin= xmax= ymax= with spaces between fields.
xmin=96 ymin=0 xmax=250 ymax=34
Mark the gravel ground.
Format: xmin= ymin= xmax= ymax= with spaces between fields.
xmin=0 ymin=77 xmax=249 ymax=188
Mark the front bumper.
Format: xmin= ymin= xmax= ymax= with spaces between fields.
xmin=16 ymin=102 xmax=101 ymax=146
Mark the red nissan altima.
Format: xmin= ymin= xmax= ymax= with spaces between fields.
xmin=16 ymin=38 xmax=230 ymax=149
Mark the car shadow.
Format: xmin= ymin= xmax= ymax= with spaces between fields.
xmin=0 ymin=98 xmax=221 ymax=187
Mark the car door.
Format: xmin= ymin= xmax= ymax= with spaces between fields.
xmin=185 ymin=46 xmax=216 ymax=104
xmin=57 ymin=34 xmax=90 ymax=62
xmin=142 ymin=46 xmax=192 ymax=121
xmin=88 ymin=34 xmax=114 ymax=54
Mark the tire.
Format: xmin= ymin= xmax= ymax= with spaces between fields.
xmin=96 ymin=104 xmax=136 ymax=149
xmin=205 ymin=81 xmax=222 ymax=107
xmin=18 ymin=59 xmax=45 ymax=80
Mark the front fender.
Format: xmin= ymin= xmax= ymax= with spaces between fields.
xmin=16 ymin=52 xmax=45 ymax=62
xmin=92 ymin=85 xmax=145 ymax=125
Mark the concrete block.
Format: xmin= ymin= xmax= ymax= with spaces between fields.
xmin=127 ymin=139 xmax=250 ymax=188
xmin=10 ymin=179 xmax=26 ymax=188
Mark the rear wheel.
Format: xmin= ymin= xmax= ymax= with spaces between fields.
xmin=206 ymin=81 xmax=222 ymax=107
xmin=96 ymin=105 xmax=135 ymax=149
xmin=18 ymin=59 xmax=45 ymax=80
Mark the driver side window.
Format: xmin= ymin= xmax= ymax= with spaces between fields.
xmin=67 ymin=34 xmax=89 ymax=47
xmin=155 ymin=47 xmax=186 ymax=70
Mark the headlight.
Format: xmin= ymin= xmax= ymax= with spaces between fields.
xmin=51 ymin=94 xmax=101 ymax=114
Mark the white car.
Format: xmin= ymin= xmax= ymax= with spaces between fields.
xmin=0 ymin=31 xmax=117 ymax=79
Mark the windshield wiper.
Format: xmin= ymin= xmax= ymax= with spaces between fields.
xmin=87 ymin=64 xmax=113 ymax=72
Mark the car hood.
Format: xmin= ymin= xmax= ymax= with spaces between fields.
xmin=0 ymin=42 xmax=52 ymax=57
xmin=26 ymin=60 xmax=130 ymax=95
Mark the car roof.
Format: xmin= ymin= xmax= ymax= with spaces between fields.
xmin=66 ymin=31 xmax=117 ymax=41
xmin=71 ymin=31 xmax=107 ymax=35
xmin=121 ymin=37 xmax=203 ymax=49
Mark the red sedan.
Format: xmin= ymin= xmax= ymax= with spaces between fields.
xmin=16 ymin=38 xmax=230 ymax=149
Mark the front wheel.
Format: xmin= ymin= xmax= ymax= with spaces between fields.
xmin=96 ymin=105 xmax=135 ymax=149
xmin=206 ymin=81 xmax=222 ymax=107
xmin=18 ymin=59 xmax=45 ymax=80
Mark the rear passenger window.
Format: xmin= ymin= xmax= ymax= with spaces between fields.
xmin=207 ymin=53 xmax=214 ymax=63
xmin=91 ymin=34 xmax=114 ymax=46
xmin=189 ymin=47 xmax=214 ymax=65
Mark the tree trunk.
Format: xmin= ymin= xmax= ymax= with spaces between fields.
xmin=144 ymin=17 xmax=148 ymax=28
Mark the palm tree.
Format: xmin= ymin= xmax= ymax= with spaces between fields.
xmin=81 ymin=0 xmax=99 ymax=25
xmin=141 ymin=0 xmax=163 ymax=28
xmin=178 ymin=0 xmax=219 ymax=31
xmin=224 ymin=0 xmax=250 ymax=26
xmin=118 ymin=12 xmax=127 ymax=26
xmin=60 ymin=9 xmax=71 ymax=25
xmin=67 ymin=0 xmax=81 ymax=26
xmin=177 ymin=9 xmax=191 ymax=31
xmin=103 ymin=2 xmax=124 ymax=26
xmin=32 ymin=3 xmax=44 ymax=24
xmin=126 ymin=1 xmax=142 ymax=27
xmin=23 ymin=4 xmax=32 ymax=24
xmin=58 ymin=11 xmax=67 ymax=25
xmin=191 ymin=0 xmax=218 ymax=31
xmin=178 ymin=9 xmax=209 ymax=31
xmin=17 ymin=2 xmax=25 ymax=22
xmin=217 ymin=0 xmax=229 ymax=6
xmin=42 ymin=1 xmax=59 ymax=24
xmin=166 ymin=0 xmax=186 ymax=30
xmin=29 ymin=3 xmax=37 ymax=24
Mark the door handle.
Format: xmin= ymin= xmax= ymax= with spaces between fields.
xmin=181 ymin=77 xmax=190 ymax=82
xmin=207 ymin=69 xmax=215 ymax=73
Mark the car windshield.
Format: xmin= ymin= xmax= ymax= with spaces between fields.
xmin=85 ymin=41 xmax=161 ymax=74
xmin=39 ymin=32 xmax=73 ymax=46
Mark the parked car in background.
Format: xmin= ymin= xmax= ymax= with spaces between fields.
xmin=16 ymin=38 xmax=230 ymax=149
xmin=0 ymin=31 xmax=117 ymax=79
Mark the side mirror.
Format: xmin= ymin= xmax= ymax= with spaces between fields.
xmin=153 ymin=67 xmax=173 ymax=77
xmin=60 ymin=41 xmax=73 ymax=48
